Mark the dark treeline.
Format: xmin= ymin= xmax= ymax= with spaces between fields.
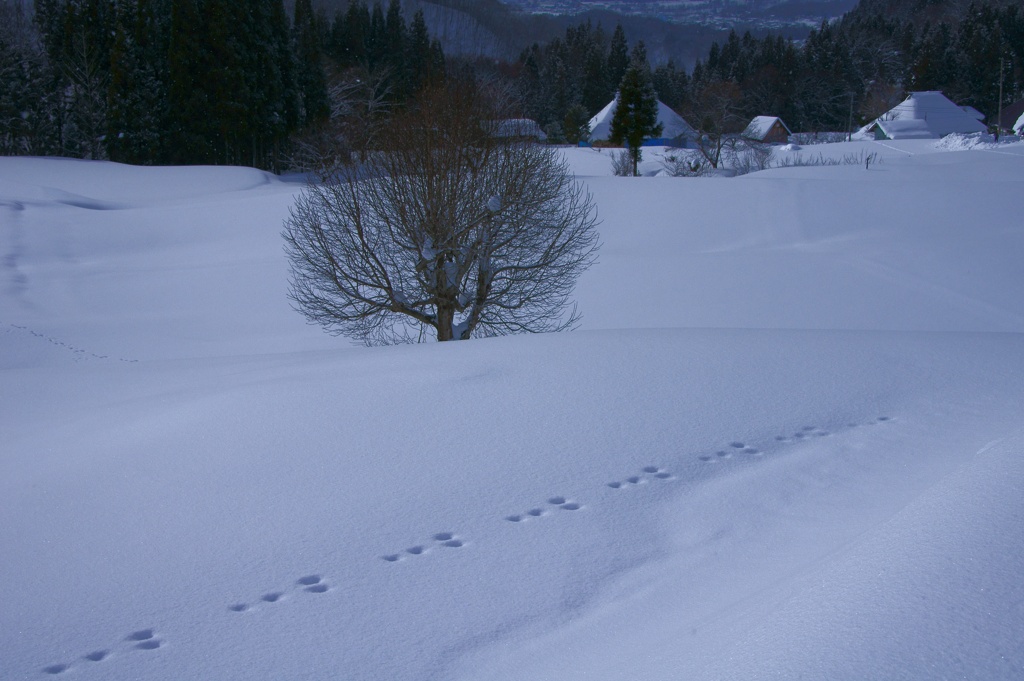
xmin=510 ymin=0 xmax=1023 ymax=137
xmin=683 ymin=0 xmax=1024 ymax=133
xmin=4 ymin=0 xmax=1022 ymax=168
xmin=0 ymin=0 xmax=445 ymax=168
xmin=325 ymin=0 xmax=445 ymax=100
xmin=511 ymin=20 xmax=690 ymax=143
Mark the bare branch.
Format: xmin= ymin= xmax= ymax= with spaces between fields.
xmin=283 ymin=82 xmax=601 ymax=345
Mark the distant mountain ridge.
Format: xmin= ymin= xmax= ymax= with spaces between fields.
xmin=313 ymin=0 xmax=854 ymax=66
xmin=499 ymin=0 xmax=859 ymax=30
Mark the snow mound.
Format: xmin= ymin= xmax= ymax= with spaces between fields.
xmin=934 ymin=132 xmax=999 ymax=151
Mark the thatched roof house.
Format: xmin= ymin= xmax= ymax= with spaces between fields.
xmin=860 ymin=91 xmax=987 ymax=140
xmin=586 ymin=98 xmax=695 ymax=146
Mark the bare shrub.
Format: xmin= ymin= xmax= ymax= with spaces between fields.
xmin=772 ymin=150 xmax=880 ymax=169
xmin=661 ymin=152 xmax=707 ymax=177
xmin=611 ymin=149 xmax=634 ymax=176
xmin=283 ymin=82 xmax=601 ymax=345
xmin=284 ymin=67 xmax=393 ymax=174
xmin=728 ymin=139 xmax=775 ymax=176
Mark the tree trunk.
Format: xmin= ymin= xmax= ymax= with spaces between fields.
xmin=435 ymin=305 xmax=454 ymax=341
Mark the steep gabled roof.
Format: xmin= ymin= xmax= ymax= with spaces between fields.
xmin=743 ymin=116 xmax=791 ymax=141
xmin=587 ymin=98 xmax=695 ymax=142
xmin=961 ymin=105 xmax=985 ymax=121
xmin=863 ymin=91 xmax=987 ymax=139
xmin=997 ymin=99 xmax=1024 ymax=130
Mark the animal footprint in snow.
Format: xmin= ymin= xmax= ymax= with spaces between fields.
xmin=699 ymin=447 xmax=753 ymax=462
xmin=643 ymin=465 xmax=674 ymax=479
xmin=506 ymin=507 xmax=546 ymax=522
xmin=699 ymin=416 xmax=897 ymax=465
xmin=507 ymin=494 xmax=583 ymax=521
xmin=792 ymin=425 xmax=831 ymax=439
xmin=127 ymin=629 xmax=162 ymax=650
xmin=43 ymin=628 xmax=160 ymax=674
xmin=548 ymin=496 xmax=582 ymax=511
xmin=509 ymin=497 xmax=581 ymax=518
xmin=433 ymin=532 xmax=465 ymax=547
xmin=607 ymin=476 xmax=643 ymax=489
xmin=383 ymin=532 xmax=465 ymax=561
xmin=296 ymin=574 xmax=330 ymax=593
xmin=608 ymin=466 xmax=673 ymax=488
xmin=229 ymin=574 xmax=331 ymax=612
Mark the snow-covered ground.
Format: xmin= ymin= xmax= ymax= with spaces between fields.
xmin=2 ymin=138 xmax=1023 ymax=680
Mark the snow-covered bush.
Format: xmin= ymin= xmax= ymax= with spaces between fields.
xmin=611 ymin=149 xmax=634 ymax=176
xmin=661 ymin=151 xmax=707 ymax=177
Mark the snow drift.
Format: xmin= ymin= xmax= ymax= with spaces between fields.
xmin=2 ymin=138 xmax=1024 ymax=681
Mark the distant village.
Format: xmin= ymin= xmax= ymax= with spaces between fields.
xmin=1 ymin=0 xmax=1021 ymax=170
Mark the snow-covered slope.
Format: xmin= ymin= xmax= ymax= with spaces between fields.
xmin=2 ymin=138 xmax=1024 ymax=681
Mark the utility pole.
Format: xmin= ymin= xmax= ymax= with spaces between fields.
xmin=996 ymin=56 xmax=1004 ymax=141
xmin=847 ymin=91 xmax=855 ymax=142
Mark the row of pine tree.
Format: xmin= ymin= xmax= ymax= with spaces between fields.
xmin=515 ymin=0 xmax=1024 ymax=138
xmin=3 ymin=0 xmax=1022 ymax=168
xmin=0 ymin=0 xmax=445 ymax=168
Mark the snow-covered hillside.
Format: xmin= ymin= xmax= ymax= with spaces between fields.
xmin=2 ymin=138 xmax=1023 ymax=681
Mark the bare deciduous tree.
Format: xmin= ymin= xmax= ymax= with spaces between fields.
xmin=283 ymin=82 xmax=601 ymax=345
xmin=285 ymin=66 xmax=394 ymax=173
xmin=728 ymin=138 xmax=775 ymax=175
xmin=685 ymin=79 xmax=744 ymax=169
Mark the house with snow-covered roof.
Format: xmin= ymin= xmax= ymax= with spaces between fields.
xmin=993 ymin=98 xmax=1024 ymax=134
xmin=961 ymin=105 xmax=985 ymax=122
xmin=742 ymin=116 xmax=791 ymax=144
xmin=586 ymin=97 xmax=696 ymax=147
xmin=860 ymin=91 xmax=987 ymax=140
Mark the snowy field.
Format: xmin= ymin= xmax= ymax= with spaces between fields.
xmin=2 ymin=137 xmax=1024 ymax=680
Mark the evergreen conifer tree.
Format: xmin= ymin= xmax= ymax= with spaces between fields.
xmin=428 ymin=37 xmax=445 ymax=84
xmin=582 ymin=43 xmax=609 ymax=115
xmin=407 ymin=9 xmax=437 ymax=93
xmin=563 ymin=103 xmax=591 ymax=144
xmin=333 ymin=0 xmax=370 ymax=67
xmin=293 ymin=0 xmax=329 ymax=127
xmin=108 ymin=0 xmax=170 ymax=163
xmin=168 ymin=0 xmax=216 ymax=163
xmin=51 ymin=0 xmax=116 ymax=159
xmin=606 ymin=24 xmax=629 ymax=99
xmin=384 ymin=0 xmax=407 ymax=95
xmin=0 ymin=2 xmax=40 ymax=154
xmin=653 ymin=59 xmax=688 ymax=111
xmin=250 ymin=0 xmax=298 ymax=167
xmin=367 ymin=1 xmax=387 ymax=68
xmin=609 ymin=42 xmax=661 ymax=176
